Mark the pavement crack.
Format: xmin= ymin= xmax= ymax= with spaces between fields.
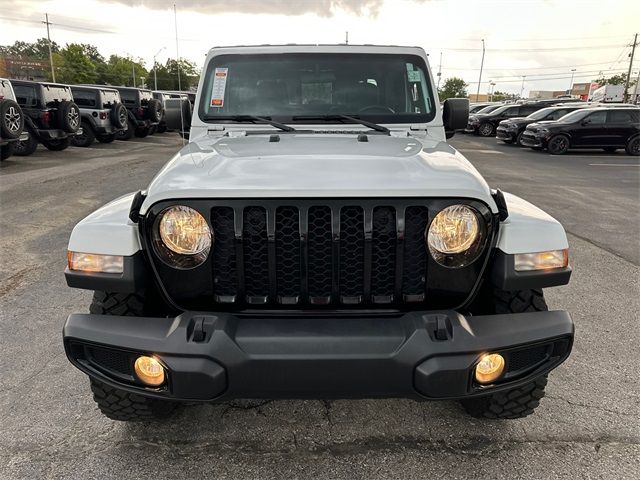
xmin=546 ymin=394 xmax=637 ymax=419
xmin=220 ymin=399 xmax=273 ymax=419
xmin=322 ymin=400 xmax=334 ymax=428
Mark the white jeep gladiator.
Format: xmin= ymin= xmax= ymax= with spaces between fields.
xmin=63 ymin=45 xmax=573 ymax=422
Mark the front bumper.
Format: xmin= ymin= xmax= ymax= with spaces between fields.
xmin=520 ymin=132 xmax=545 ymax=148
xmin=496 ymin=127 xmax=516 ymax=141
xmin=63 ymin=309 xmax=573 ymax=402
xmin=464 ymin=123 xmax=479 ymax=133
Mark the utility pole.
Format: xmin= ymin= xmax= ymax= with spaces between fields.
xmin=153 ymin=47 xmax=166 ymax=91
xmin=633 ymin=68 xmax=640 ymax=104
xmin=437 ymin=51 xmax=443 ymax=90
xmin=623 ymin=33 xmax=638 ymax=103
xmin=43 ymin=13 xmax=55 ymax=82
xmin=569 ymin=68 xmax=576 ymax=94
xmin=520 ymin=75 xmax=526 ymax=99
xmin=345 ymin=31 xmax=349 ymax=45
xmin=476 ymin=39 xmax=485 ymax=102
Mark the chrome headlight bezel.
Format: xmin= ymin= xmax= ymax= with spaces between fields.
xmin=426 ymin=204 xmax=487 ymax=268
xmin=152 ymin=205 xmax=212 ymax=269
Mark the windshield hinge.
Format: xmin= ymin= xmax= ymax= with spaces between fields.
xmin=409 ymin=125 xmax=428 ymax=131
xmin=207 ymin=125 xmax=226 ymax=132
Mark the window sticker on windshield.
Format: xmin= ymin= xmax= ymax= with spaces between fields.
xmin=210 ymin=67 xmax=228 ymax=107
xmin=407 ymin=70 xmax=421 ymax=83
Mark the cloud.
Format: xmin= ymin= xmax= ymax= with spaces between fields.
xmin=104 ymin=0 xmax=391 ymax=17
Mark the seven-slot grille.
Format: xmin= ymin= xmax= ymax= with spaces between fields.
xmin=209 ymin=202 xmax=430 ymax=306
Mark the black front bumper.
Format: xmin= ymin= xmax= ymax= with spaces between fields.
xmin=64 ymin=309 xmax=573 ymax=402
xmin=520 ymin=132 xmax=545 ymax=148
xmin=496 ymin=127 xmax=516 ymax=141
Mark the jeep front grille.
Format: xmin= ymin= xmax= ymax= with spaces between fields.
xmin=144 ymin=199 xmax=494 ymax=311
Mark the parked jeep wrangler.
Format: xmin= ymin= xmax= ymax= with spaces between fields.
xmin=64 ymin=45 xmax=573 ymax=422
xmin=70 ymin=86 xmax=128 ymax=147
xmin=111 ymin=87 xmax=162 ymax=140
xmin=10 ymin=80 xmax=80 ymax=155
xmin=0 ymin=77 xmax=27 ymax=161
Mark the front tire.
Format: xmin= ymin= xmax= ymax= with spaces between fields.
xmin=478 ymin=123 xmax=495 ymax=137
xmin=13 ymin=133 xmax=38 ymax=156
xmin=70 ymin=120 xmax=95 ymax=147
xmin=96 ymin=133 xmax=116 ymax=143
xmin=117 ymin=119 xmax=135 ymax=141
xmin=87 ymin=290 xmax=179 ymax=421
xmin=41 ymin=137 xmax=70 ymax=151
xmin=626 ymin=136 xmax=639 ymax=156
xmin=547 ymin=134 xmax=570 ymax=155
xmin=462 ymin=288 xmax=550 ymax=419
xmin=135 ymin=126 xmax=150 ymax=138
xmin=1 ymin=142 xmax=15 ymax=161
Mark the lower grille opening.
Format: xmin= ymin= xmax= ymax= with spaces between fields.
xmin=86 ymin=345 xmax=134 ymax=376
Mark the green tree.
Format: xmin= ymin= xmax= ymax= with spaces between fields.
xmin=97 ymin=55 xmax=147 ymax=87
xmin=55 ymin=43 xmax=98 ymax=84
xmin=146 ymin=58 xmax=200 ymax=91
xmin=489 ymin=90 xmax=511 ymax=102
xmin=0 ymin=38 xmax=59 ymax=59
xmin=438 ymin=77 xmax=468 ymax=100
xmin=594 ymin=73 xmax=636 ymax=88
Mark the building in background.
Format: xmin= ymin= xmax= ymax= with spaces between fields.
xmin=0 ymin=57 xmax=50 ymax=81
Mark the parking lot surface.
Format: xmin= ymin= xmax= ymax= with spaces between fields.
xmin=1 ymin=135 xmax=638 ymax=479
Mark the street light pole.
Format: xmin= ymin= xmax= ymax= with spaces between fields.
xmin=623 ymin=33 xmax=638 ymax=103
xmin=476 ymin=39 xmax=485 ymax=102
xmin=520 ymin=75 xmax=526 ymax=99
xmin=569 ymin=68 xmax=576 ymax=95
xmin=153 ymin=47 xmax=166 ymax=91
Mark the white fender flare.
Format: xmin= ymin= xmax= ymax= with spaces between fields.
xmin=68 ymin=193 xmax=141 ymax=256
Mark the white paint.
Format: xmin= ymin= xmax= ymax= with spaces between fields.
xmin=496 ymin=192 xmax=569 ymax=254
xmin=68 ymin=193 xmax=141 ymax=256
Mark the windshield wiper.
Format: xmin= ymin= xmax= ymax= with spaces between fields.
xmin=292 ymin=114 xmax=390 ymax=134
xmin=204 ymin=115 xmax=296 ymax=132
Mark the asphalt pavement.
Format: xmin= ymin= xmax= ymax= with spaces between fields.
xmin=0 ymin=133 xmax=638 ymax=479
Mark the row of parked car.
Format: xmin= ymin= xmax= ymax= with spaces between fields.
xmin=464 ymin=99 xmax=640 ymax=156
xmin=0 ymin=77 xmax=195 ymax=161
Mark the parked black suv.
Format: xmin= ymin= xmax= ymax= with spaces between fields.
xmin=10 ymin=80 xmax=80 ymax=155
xmin=466 ymin=103 xmax=548 ymax=137
xmin=1 ymin=77 xmax=26 ymax=161
xmin=520 ymin=107 xmax=640 ymax=155
xmin=70 ymin=86 xmax=128 ymax=147
xmin=496 ymin=105 xmax=587 ymax=145
xmin=111 ymin=87 xmax=162 ymax=140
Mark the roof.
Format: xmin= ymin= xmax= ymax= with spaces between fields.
xmin=9 ymin=79 xmax=71 ymax=88
xmin=206 ymin=44 xmax=426 ymax=56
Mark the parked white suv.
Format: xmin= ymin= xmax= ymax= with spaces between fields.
xmin=63 ymin=45 xmax=574 ymax=423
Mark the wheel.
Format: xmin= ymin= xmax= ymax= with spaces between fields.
xmin=602 ymin=147 xmax=617 ymax=153
xmin=626 ymin=136 xmax=639 ymax=156
xmin=515 ymin=131 xmax=524 ymax=146
xmin=90 ymin=378 xmax=177 ymax=422
xmin=478 ymin=122 xmax=495 ymax=137
xmin=13 ymin=133 xmax=38 ymax=156
xmin=87 ymin=290 xmax=179 ymax=421
xmin=96 ymin=133 xmax=116 ymax=143
xmin=110 ymin=103 xmax=128 ymax=130
xmin=147 ymin=99 xmax=163 ymax=123
xmin=547 ymin=134 xmax=569 ymax=155
xmin=157 ymin=123 xmax=167 ymax=134
xmin=149 ymin=125 xmax=157 ymax=135
xmin=70 ymin=120 xmax=95 ymax=147
xmin=41 ymin=137 xmax=70 ymax=151
xmin=117 ymin=119 xmax=135 ymax=141
xmin=461 ymin=288 xmax=550 ymax=419
xmin=56 ymin=101 xmax=81 ymax=133
xmin=0 ymin=99 xmax=24 ymax=139
xmin=1 ymin=142 xmax=15 ymax=161
xmin=135 ymin=126 xmax=150 ymax=138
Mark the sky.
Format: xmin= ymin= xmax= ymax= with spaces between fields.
xmin=0 ymin=0 xmax=639 ymax=96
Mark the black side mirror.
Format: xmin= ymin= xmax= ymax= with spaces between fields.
xmin=443 ymin=98 xmax=469 ymax=139
xmin=164 ymin=98 xmax=192 ymax=134
xmin=581 ymin=119 xmax=591 ymax=126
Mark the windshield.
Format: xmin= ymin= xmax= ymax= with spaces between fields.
xmin=199 ymin=53 xmax=436 ymax=124
xmin=527 ymin=107 xmax=556 ymax=120
xmin=556 ymin=109 xmax=591 ymax=123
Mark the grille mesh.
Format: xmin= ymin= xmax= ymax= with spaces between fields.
xmin=89 ymin=347 xmax=132 ymax=375
xmin=507 ymin=346 xmax=548 ymax=373
xmin=339 ymin=206 xmax=365 ymax=298
xmin=243 ymin=207 xmax=269 ymax=297
xmin=212 ymin=207 xmax=237 ymax=297
xmin=371 ymin=207 xmax=396 ymax=298
xmin=307 ymin=206 xmax=333 ymax=299
xmin=275 ymin=206 xmax=301 ymax=298
xmin=402 ymin=206 xmax=429 ymax=297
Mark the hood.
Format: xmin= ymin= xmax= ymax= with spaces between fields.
xmin=141 ymin=133 xmax=497 ymax=214
xmin=527 ymin=120 xmax=556 ymax=129
xmin=502 ymin=116 xmax=528 ymax=124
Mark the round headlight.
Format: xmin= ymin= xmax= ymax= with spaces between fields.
xmin=427 ymin=205 xmax=483 ymax=267
xmin=154 ymin=206 xmax=212 ymax=269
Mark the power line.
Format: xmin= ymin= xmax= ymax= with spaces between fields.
xmin=434 ymin=44 xmax=626 ymax=53
xmin=0 ymin=16 xmax=115 ymax=34
xmin=438 ymin=61 xmax=632 ymax=72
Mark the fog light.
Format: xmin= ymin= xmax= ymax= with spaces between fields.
xmin=134 ymin=355 xmax=165 ymax=387
xmin=475 ymin=353 xmax=505 ymax=384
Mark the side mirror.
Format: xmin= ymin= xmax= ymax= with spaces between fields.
xmin=581 ymin=119 xmax=590 ymax=126
xmin=443 ymin=98 xmax=469 ymax=139
xmin=164 ymin=98 xmax=192 ymax=134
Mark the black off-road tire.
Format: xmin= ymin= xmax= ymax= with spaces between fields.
xmin=135 ymin=126 xmax=150 ymax=138
xmin=147 ymin=99 xmax=163 ymax=123
xmin=626 ymin=135 xmax=639 ymax=156
xmin=461 ymin=376 xmax=548 ymax=419
xmin=41 ymin=137 xmax=70 ymax=151
xmin=0 ymin=99 xmax=24 ymax=139
xmin=56 ymin=101 xmax=81 ymax=133
xmin=97 ymin=133 xmax=116 ymax=143
xmin=478 ymin=122 xmax=495 ymax=137
xmin=462 ymin=288 xmax=550 ymax=419
xmin=1 ymin=142 xmax=15 ymax=161
xmin=117 ymin=119 xmax=135 ymax=141
xmin=547 ymin=134 xmax=570 ymax=155
xmin=110 ymin=103 xmax=128 ymax=129
xmin=70 ymin=120 xmax=95 ymax=147
xmin=88 ymin=290 xmax=179 ymax=421
xmin=13 ymin=132 xmax=38 ymax=156
xmin=90 ymin=378 xmax=178 ymax=422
